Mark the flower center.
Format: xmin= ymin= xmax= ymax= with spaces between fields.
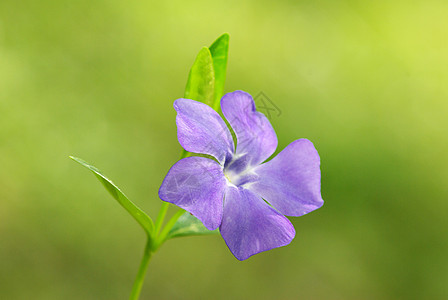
xmin=223 ymin=169 xmax=240 ymax=186
xmin=223 ymin=161 xmax=258 ymax=187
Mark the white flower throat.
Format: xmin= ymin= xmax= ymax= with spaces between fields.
xmin=223 ymin=155 xmax=258 ymax=187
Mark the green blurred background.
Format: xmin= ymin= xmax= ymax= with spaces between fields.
xmin=1 ymin=0 xmax=447 ymax=299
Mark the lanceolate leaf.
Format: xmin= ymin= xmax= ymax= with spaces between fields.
xmin=70 ymin=156 xmax=154 ymax=236
xmin=184 ymin=47 xmax=215 ymax=106
xmin=209 ymin=33 xmax=229 ymax=111
xmin=167 ymin=211 xmax=218 ymax=239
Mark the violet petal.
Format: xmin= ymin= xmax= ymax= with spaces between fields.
xmin=159 ymin=156 xmax=226 ymax=230
xmin=220 ymin=186 xmax=295 ymax=260
xmin=250 ymin=139 xmax=324 ymax=217
xmin=174 ymin=98 xmax=234 ymax=165
xmin=221 ymin=91 xmax=277 ymax=168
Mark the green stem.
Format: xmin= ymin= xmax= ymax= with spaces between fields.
xmin=154 ymin=202 xmax=170 ymax=236
xmin=129 ymin=237 xmax=153 ymax=300
xmin=154 ymin=209 xmax=185 ymax=251
xmin=128 ymin=150 xmax=190 ymax=299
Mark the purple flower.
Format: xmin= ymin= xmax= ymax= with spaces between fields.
xmin=159 ymin=91 xmax=323 ymax=260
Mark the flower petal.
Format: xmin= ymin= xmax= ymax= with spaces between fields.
xmin=159 ymin=157 xmax=226 ymax=230
xmin=221 ymin=91 xmax=277 ymax=168
xmin=174 ymin=98 xmax=234 ymax=165
xmin=250 ymin=139 xmax=324 ymax=217
xmin=220 ymin=186 xmax=295 ymax=260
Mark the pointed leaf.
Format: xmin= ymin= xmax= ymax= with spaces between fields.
xmin=70 ymin=156 xmax=154 ymax=236
xmin=184 ymin=47 xmax=215 ymax=106
xmin=167 ymin=211 xmax=218 ymax=239
xmin=209 ymin=33 xmax=229 ymax=111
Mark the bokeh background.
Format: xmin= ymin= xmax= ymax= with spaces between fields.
xmin=1 ymin=0 xmax=447 ymax=299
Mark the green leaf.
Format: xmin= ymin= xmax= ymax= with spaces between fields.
xmin=167 ymin=211 xmax=218 ymax=239
xmin=184 ymin=47 xmax=215 ymax=106
xmin=209 ymin=33 xmax=229 ymax=111
xmin=70 ymin=156 xmax=154 ymax=236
